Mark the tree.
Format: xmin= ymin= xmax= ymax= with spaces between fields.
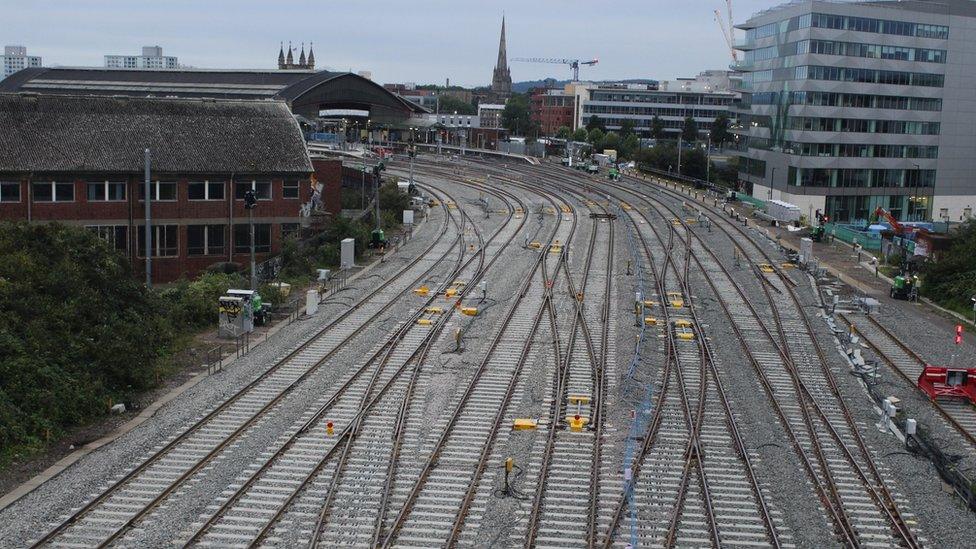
xmin=586 ymin=115 xmax=606 ymax=132
xmin=501 ymin=94 xmax=533 ymax=135
xmin=619 ymin=119 xmax=636 ymax=137
xmin=621 ymin=134 xmax=640 ymax=160
xmin=436 ymin=94 xmax=476 ymax=115
xmin=681 ymin=148 xmax=708 ymax=179
xmin=602 ymin=131 xmax=621 ymax=153
xmin=650 ymin=116 xmax=666 ymax=140
xmin=555 ymin=126 xmax=572 ymax=139
xmin=710 ymin=113 xmax=731 ymax=146
xmin=572 ymin=127 xmax=588 ymax=142
xmin=681 ymin=116 xmax=699 ymax=143
xmin=921 ymin=220 xmax=976 ymax=312
xmin=587 ymin=128 xmax=605 ymax=150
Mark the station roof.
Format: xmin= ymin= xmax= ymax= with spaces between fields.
xmin=0 ymin=67 xmax=427 ymax=116
xmin=0 ymin=93 xmax=313 ymax=175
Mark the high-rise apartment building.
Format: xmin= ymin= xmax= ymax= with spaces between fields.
xmin=105 ymin=46 xmax=178 ymax=69
xmin=735 ymin=0 xmax=976 ymax=223
xmin=1 ymin=46 xmax=41 ymax=79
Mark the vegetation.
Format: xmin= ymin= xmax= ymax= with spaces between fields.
xmin=921 ymin=220 xmax=976 ymax=317
xmin=650 ymin=116 xmax=666 ymax=140
xmin=501 ymin=93 xmax=537 ymax=136
xmin=681 ymin=116 xmax=699 ymax=143
xmin=572 ymin=127 xmax=588 ymax=142
xmin=619 ymin=119 xmax=635 ymax=137
xmin=710 ymin=113 xmax=731 ymax=146
xmin=0 ymin=178 xmax=414 ymax=468
xmin=0 ymin=223 xmax=176 ymax=465
xmin=435 ymin=94 xmax=476 ymax=115
xmin=585 ymin=115 xmax=606 ymax=133
xmin=555 ymin=126 xmax=571 ymax=139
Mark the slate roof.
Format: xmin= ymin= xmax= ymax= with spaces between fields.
xmin=0 ymin=67 xmax=427 ymax=114
xmin=0 ymin=93 xmax=313 ymax=175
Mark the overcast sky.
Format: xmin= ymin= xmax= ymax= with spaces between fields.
xmin=5 ymin=0 xmax=777 ymax=86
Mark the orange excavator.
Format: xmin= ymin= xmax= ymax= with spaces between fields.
xmin=871 ymin=206 xmax=923 ymax=300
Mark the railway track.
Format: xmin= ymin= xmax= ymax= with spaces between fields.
xmin=175 ymin=179 xmax=528 ymax=548
xmin=377 ymin=184 xmax=577 ymax=547
xmin=842 ymin=313 xmax=976 ymax=450
xmin=620 ymin=172 xmax=922 ymax=548
xmin=30 ymin=185 xmax=471 ymax=548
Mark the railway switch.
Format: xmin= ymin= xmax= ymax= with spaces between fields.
xmin=569 ymin=414 xmax=586 ymax=432
xmin=414 ymin=286 xmax=430 ymax=296
xmin=461 ymin=307 xmax=479 ymax=317
xmin=513 ymin=419 xmax=537 ymax=431
xmin=644 ymin=317 xmax=658 ymax=326
xmin=758 ymin=263 xmax=776 ymax=274
xmin=568 ymin=395 xmax=591 ymax=405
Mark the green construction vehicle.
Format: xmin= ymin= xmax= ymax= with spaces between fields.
xmin=810 ymin=225 xmax=826 ymax=242
xmin=890 ymin=274 xmax=919 ymax=301
xmin=608 ymin=167 xmax=620 ymax=181
xmin=370 ymin=228 xmax=387 ymax=249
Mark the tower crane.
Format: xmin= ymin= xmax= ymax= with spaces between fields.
xmin=511 ymin=57 xmax=599 ymax=81
xmin=714 ymin=0 xmax=738 ymax=62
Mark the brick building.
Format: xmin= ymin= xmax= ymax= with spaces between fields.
xmin=0 ymin=93 xmax=313 ymax=283
xmin=530 ymin=87 xmax=575 ymax=136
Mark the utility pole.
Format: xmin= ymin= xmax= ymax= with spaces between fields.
xmin=244 ymin=189 xmax=257 ymax=290
xmin=706 ymin=131 xmax=712 ymax=184
xmin=677 ymin=136 xmax=682 ymax=176
xmin=144 ymin=148 xmax=152 ymax=288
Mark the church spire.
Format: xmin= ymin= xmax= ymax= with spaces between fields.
xmin=286 ymin=41 xmax=294 ymax=65
xmin=299 ymin=42 xmax=306 ymax=67
xmin=278 ymin=42 xmax=285 ymax=69
xmin=490 ymin=15 xmax=512 ymax=97
xmin=496 ymin=15 xmax=508 ymax=71
xmin=307 ymin=42 xmax=315 ymax=70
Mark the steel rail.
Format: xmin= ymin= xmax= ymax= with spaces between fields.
xmin=621 ymin=173 xmax=919 ymax=547
xmin=30 ymin=185 xmax=464 ymax=549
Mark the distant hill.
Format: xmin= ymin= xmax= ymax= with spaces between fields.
xmin=512 ymin=78 xmax=658 ymax=93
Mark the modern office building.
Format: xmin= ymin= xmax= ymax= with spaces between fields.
xmin=734 ymin=0 xmax=976 ymax=223
xmin=1 ymin=45 xmax=41 ymax=79
xmin=578 ymin=72 xmax=736 ymax=138
xmin=105 ymin=46 xmax=178 ymax=69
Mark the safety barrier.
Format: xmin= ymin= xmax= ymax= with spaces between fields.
xmin=825 ymin=222 xmax=883 ymax=251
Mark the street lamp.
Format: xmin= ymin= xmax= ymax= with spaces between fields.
xmin=705 ymin=130 xmax=712 ymax=184
xmin=911 ymin=162 xmax=921 ymax=221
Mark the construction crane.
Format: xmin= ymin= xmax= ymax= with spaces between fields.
xmin=714 ymin=0 xmax=738 ymax=62
xmin=511 ymin=57 xmax=599 ymax=81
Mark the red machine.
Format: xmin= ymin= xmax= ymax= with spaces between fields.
xmin=917 ymin=366 xmax=976 ymax=404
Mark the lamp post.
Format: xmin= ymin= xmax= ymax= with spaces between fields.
xmin=706 ymin=131 xmax=712 ymax=184
xmin=244 ymin=189 xmax=257 ymax=290
xmin=911 ymin=163 xmax=921 ymax=221
xmin=677 ymin=136 xmax=682 ymax=176
xmin=144 ymin=148 xmax=152 ymax=288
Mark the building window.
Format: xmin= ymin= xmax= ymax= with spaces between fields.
xmin=282 ymin=180 xmax=300 ymax=199
xmin=32 ymin=182 xmax=74 ymax=202
xmin=137 ymin=225 xmax=179 ymax=257
xmin=281 ymin=223 xmax=300 ymax=239
xmin=87 ymin=181 xmax=127 ymax=201
xmin=235 ymin=180 xmax=272 ymax=200
xmin=0 ymin=181 xmax=20 ymax=203
xmin=86 ymin=225 xmax=128 ymax=256
xmin=188 ymin=181 xmax=225 ymax=200
xmin=138 ymin=181 xmax=177 ymax=201
xmin=234 ymin=223 xmax=272 ymax=253
xmin=187 ymin=224 xmax=226 ymax=256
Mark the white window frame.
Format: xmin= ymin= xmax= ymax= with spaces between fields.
xmin=87 ymin=181 xmax=127 ymax=202
xmin=188 ymin=180 xmax=225 ymax=201
xmin=32 ymin=181 xmax=75 ymax=203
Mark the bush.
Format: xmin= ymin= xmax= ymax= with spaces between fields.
xmin=159 ymin=272 xmax=247 ymax=332
xmin=921 ymin=220 xmax=976 ymax=312
xmin=0 ymin=222 xmax=176 ymax=460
